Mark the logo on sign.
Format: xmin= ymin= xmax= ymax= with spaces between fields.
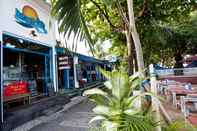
xmin=15 ymin=5 xmax=47 ymax=34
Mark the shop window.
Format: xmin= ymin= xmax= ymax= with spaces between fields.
xmin=3 ymin=49 xmax=19 ymax=67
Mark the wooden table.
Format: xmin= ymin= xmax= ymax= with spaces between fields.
xmin=170 ymin=88 xmax=197 ymax=108
xmin=4 ymin=93 xmax=31 ymax=109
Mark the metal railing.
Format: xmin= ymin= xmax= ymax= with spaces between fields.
xmin=155 ymin=67 xmax=197 ymax=77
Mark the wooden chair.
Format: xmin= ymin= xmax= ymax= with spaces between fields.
xmin=180 ymin=96 xmax=197 ymax=125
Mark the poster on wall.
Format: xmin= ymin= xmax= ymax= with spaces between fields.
xmin=15 ymin=5 xmax=47 ymax=34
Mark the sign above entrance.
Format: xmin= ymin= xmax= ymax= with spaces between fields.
xmin=15 ymin=5 xmax=47 ymax=34
xmin=58 ymin=56 xmax=73 ymax=70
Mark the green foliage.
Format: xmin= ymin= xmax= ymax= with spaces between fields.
xmin=51 ymin=0 xmax=197 ymax=66
xmin=80 ymin=0 xmax=197 ymax=66
xmin=50 ymin=0 xmax=94 ymax=52
xmin=163 ymin=120 xmax=197 ymax=131
xmin=84 ymin=69 xmax=158 ymax=131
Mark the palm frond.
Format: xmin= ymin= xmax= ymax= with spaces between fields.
xmin=51 ymin=0 xmax=94 ymax=53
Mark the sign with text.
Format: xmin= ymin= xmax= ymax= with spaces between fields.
xmin=58 ymin=56 xmax=73 ymax=70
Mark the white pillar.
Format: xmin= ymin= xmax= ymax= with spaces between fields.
xmin=74 ymin=56 xmax=79 ymax=88
xmin=149 ymin=64 xmax=161 ymax=131
xmin=52 ymin=47 xmax=58 ymax=92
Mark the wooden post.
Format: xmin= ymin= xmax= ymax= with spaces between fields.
xmin=149 ymin=64 xmax=161 ymax=131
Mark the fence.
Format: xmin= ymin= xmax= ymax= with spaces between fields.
xmin=155 ymin=67 xmax=197 ymax=77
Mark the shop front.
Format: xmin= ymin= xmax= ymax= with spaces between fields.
xmin=56 ymin=47 xmax=111 ymax=92
xmin=3 ymin=33 xmax=52 ymax=98
xmin=57 ymin=53 xmax=74 ymax=91
xmin=0 ymin=0 xmax=57 ymax=123
xmin=73 ymin=54 xmax=111 ymax=88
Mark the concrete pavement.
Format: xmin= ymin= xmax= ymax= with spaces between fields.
xmin=13 ymin=96 xmax=96 ymax=131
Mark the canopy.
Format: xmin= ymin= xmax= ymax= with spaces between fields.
xmin=186 ymin=60 xmax=197 ymax=68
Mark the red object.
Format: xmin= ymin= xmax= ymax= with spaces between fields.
xmin=3 ymin=82 xmax=29 ymax=96
xmin=92 ymin=74 xmax=96 ymax=81
xmin=79 ymin=79 xmax=86 ymax=87
xmin=184 ymin=56 xmax=197 ymax=64
xmin=187 ymin=115 xmax=197 ymax=125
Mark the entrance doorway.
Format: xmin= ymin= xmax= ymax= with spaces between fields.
xmin=2 ymin=33 xmax=52 ymax=111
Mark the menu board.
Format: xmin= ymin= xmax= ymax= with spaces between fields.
xmin=58 ymin=55 xmax=73 ymax=70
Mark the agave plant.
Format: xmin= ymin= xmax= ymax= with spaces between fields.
xmin=84 ymin=69 xmax=158 ymax=131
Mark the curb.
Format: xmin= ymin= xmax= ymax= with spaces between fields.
xmin=12 ymin=96 xmax=87 ymax=131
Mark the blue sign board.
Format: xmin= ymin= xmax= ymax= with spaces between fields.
xmin=15 ymin=7 xmax=47 ymax=34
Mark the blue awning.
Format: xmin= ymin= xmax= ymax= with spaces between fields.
xmin=56 ymin=47 xmax=108 ymax=64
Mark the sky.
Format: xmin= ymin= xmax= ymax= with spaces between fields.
xmin=55 ymin=26 xmax=93 ymax=56
xmin=50 ymin=0 xmax=111 ymax=57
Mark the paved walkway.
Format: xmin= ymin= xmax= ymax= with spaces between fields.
xmin=29 ymin=99 xmax=95 ymax=131
xmin=13 ymin=97 xmax=96 ymax=131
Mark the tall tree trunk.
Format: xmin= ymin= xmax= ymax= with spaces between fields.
xmin=127 ymin=0 xmax=145 ymax=72
xmin=127 ymin=1 xmax=161 ymax=131
xmin=125 ymin=29 xmax=134 ymax=75
xmin=133 ymin=50 xmax=138 ymax=72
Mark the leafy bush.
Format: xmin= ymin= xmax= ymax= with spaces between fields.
xmin=84 ymin=69 xmax=157 ymax=131
xmin=163 ymin=120 xmax=197 ymax=131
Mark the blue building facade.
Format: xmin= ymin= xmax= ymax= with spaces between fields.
xmin=56 ymin=47 xmax=112 ymax=91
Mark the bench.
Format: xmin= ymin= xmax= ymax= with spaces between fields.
xmin=4 ymin=93 xmax=31 ymax=108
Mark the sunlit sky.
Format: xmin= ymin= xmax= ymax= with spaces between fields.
xmin=55 ymin=27 xmax=93 ymax=56
xmin=49 ymin=0 xmax=111 ymax=57
xmin=57 ymin=32 xmax=111 ymax=57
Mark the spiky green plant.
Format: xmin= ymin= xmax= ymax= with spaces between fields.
xmin=84 ymin=69 xmax=158 ymax=131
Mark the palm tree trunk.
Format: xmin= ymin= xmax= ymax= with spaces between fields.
xmin=125 ymin=29 xmax=134 ymax=75
xmin=126 ymin=0 xmax=144 ymax=72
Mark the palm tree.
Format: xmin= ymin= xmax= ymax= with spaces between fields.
xmin=50 ymin=0 xmax=145 ymax=73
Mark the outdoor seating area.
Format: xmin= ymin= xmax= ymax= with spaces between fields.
xmin=157 ymin=79 xmax=197 ymax=125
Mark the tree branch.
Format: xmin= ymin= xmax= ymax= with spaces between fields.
xmin=90 ymin=0 xmax=117 ymax=29
xmin=138 ymin=0 xmax=148 ymax=17
xmin=116 ymin=0 xmax=130 ymax=30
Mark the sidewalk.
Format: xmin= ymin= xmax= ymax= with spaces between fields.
xmin=2 ymin=94 xmax=70 ymax=131
xmin=12 ymin=96 xmax=88 ymax=131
